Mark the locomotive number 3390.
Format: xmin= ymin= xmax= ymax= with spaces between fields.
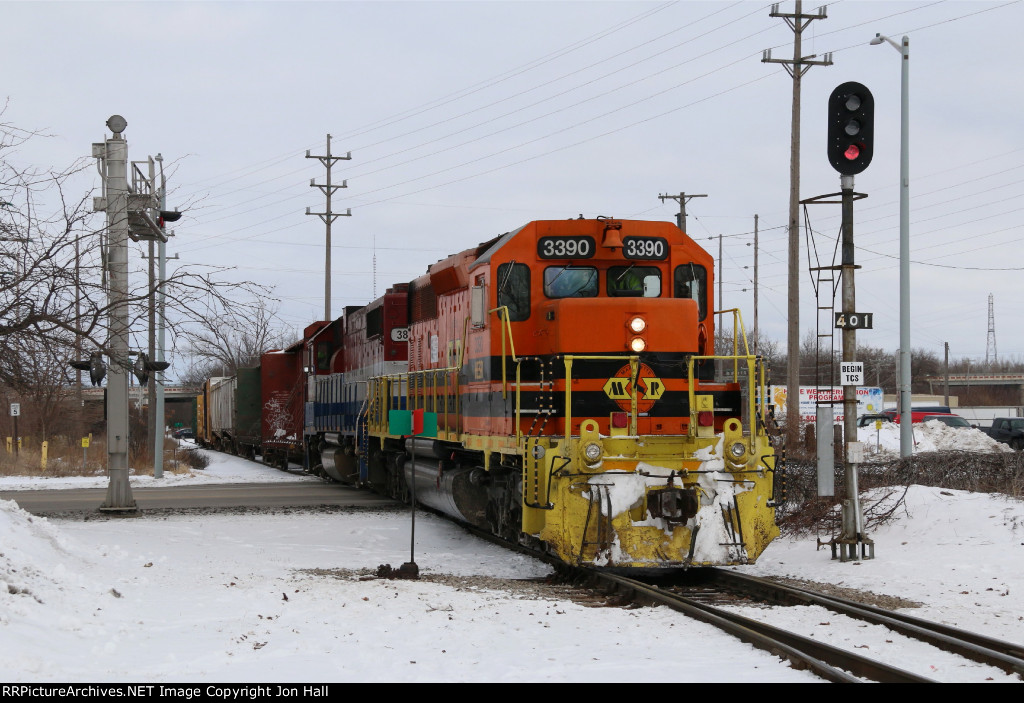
xmin=537 ymin=236 xmax=595 ymax=259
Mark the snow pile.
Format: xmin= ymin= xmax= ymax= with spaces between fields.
xmin=857 ymin=420 xmax=1012 ymax=457
xmin=0 ymin=499 xmax=127 ymax=676
xmin=0 ymin=442 xmax=320 ymax=492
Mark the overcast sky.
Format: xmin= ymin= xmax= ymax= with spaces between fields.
xmin=3 ymin=0 xmax=1023 ymax=380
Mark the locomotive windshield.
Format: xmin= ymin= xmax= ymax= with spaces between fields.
xmin=496 ymin=262 xmax=531 ymax=321
xmin=674 ymin=263 xmax=708 ymax=320
xmin=608 ymin=265 xmax=660 ymax=297
xmin=544 ymin=266 xmax=598 ymax=298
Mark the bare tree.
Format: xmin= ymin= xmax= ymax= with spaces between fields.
xmin=178 ymin=295 xmax=295 ymax=379
xmin=0 ymin=111 xmax=269 ymax=440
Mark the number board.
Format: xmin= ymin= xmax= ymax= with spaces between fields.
xmin=623 ymin=236 xmax=668 ymax=260
xmin=537 ymin=236 xmax=595 ymax=259
xmin=390 ymin=327 xmax=409 ymax=342
xmin=834 ymin=312 xmax=873 ymax=329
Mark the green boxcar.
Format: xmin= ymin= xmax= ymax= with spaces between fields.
xmin=234 ymin=366 xmax=262 ymax=459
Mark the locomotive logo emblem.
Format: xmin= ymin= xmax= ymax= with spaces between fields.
xmin=602 ymin=363 xmax=665 ymax=412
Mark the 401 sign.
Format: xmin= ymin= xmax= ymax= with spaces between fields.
xmin=834 ymin=311 xmax=873 ymax=329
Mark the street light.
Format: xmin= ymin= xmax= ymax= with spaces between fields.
xmin=871 ymin=32 xmax=912 ymax=458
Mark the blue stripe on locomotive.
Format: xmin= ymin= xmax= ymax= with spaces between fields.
xmin=308 ymin=372 xmax=407 ymax=435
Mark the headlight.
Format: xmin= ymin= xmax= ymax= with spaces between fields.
xmin=729 ymin=441 xmax=747 ymax=458
xmin=628 ymin=316 xmax=646 ymax=333
xmin=583 ymin=442 xmax=603 ymax=464
xmin=629 ymin=337 xmax=646 ymax=353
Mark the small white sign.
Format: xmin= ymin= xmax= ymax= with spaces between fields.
xmin=840 ymin=362 xmax=864 ymax=386
xmin=10 ymin=403 xmax=20 ymax=417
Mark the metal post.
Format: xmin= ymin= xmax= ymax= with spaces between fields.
xmin=98 ymin=116 xmax=137 ymax=512
xmin=838 ymin=174 xmax=871 ymax=559
xmin=147 ymin=157 xmax=157 ymax=474
xmin=154 ymin=155 xmax=167 ymax=479
xmin=874 ymin=33 xmax=912 ymax=455
xmin=898 ymin=36 xmax=912 ymax=457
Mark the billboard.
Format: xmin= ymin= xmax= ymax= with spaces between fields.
xmin=768 ymin=385 xmax=884 ymax=424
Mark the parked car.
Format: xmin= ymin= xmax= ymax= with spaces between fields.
xmin=918 ymin=414 xmax=972 ymax=428
xmin=882 ymin=409 xmax=954 ymax=423
xmin=857 ymin=413 xmax=892 ymax=427
xmin=173 ymin=428 xmax=194 ymax=440
xmin=980 ymin=418 xmax=1024 ymax=450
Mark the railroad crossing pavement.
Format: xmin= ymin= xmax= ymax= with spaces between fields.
xmin=0 ymin=481 xmax=399 ymax=516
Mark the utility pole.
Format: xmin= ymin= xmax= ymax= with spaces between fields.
xmin=753 ymin=214 xmax=759 ymax=354
xmin=306 ymin=135 xmax=351 ymax=321
xmin=743 ymin=216 xmax=761 ymax=354
xmin=150 ymin=153 xmax=180 ymax=479
xmin=718 ymin=233 xmax=723 ymax=341
xmin=658 ymin=192 xmax=705 ymax=233
xmin=763 ymin=1 xmax=832 ymax=446
xmin=944 ymin=342 xmax=950 ymax=407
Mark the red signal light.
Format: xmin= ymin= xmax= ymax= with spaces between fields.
xmin=844 ymin=144 xmax=861 ymax=160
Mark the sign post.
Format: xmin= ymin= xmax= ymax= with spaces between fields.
xmin=385 ymin=408 xmax=438 ymax=579
xmin=9 ymin=403 xmax=19 ymax=457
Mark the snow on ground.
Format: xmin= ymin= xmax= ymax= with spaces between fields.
xmin=0 ymin=435 xmax=1022 ymax=683
xmin=858 ymin=419 xmax=1012 ymax=457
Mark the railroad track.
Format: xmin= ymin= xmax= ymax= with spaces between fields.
xmin=582 ymin=568 xmax=1024 ymax=683
xmin=455 ymin=523 xmax=1024 ymax=682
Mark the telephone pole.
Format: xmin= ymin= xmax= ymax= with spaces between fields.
xmin=753 ymin=214 xmax=759 ymax=353
xmin=763 ymin=1 xmax=832 ymax=445
xmin=306 ymin=135 xmax=351 ymax=321
xmin=658 ymin=192 xmax=705 ymax=233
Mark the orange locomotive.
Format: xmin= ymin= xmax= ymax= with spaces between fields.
xmin=364 ymin=217 xmax=779 ymax=569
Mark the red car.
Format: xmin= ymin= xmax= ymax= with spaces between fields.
xmin=883 ymin=410 xmax=966 ymax=425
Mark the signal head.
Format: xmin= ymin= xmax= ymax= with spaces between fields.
xmin=827 ymin=81 xmax=874 ymax=175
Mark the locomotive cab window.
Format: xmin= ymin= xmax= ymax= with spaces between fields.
xmin=674 ymin=263 xmax=708 ymax=320
xmin=608 ymin=266 xmax=661 ymax=297
xmin=544 ymin=266 xmax=597 ymax=298
xmin=315 ymin=342 xmax=331 ymax=372
xmin=496 ymin=262 xmax=531 ymax=321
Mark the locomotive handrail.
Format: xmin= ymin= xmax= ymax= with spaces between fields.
xmin=563 ymin=354 xmax=640 ymax=436
xmin=686 ymin=353 xmax=763 ymax=440
xmin=489 ymin=305 xmax=520 ymax=401
xmin=712 ymin=307 xmax=752 ymax=380
xmin=366 ymin=319 xmax=471 ymax=441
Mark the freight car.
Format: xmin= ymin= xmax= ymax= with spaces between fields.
xmin=298 ymin=217 xmax=780 ymax=570
xmin=207 ymin=376 xmax=236 ymax=452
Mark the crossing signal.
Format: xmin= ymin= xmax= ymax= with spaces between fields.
xmin=827 ymin=82 xmax=874 ymax=175
xmin=132 ymin=352 xmax=170 ymax=386
xmin=70 ymin=351 xmax=106 ymax=387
